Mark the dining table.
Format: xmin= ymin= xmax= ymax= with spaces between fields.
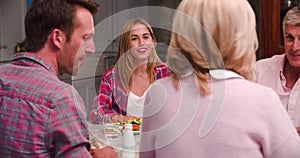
xmin=87 ymin=121 xmax=141 ymax=158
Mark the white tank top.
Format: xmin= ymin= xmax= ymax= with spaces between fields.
xmin=126 ymin=91 xmax=147 ymax=118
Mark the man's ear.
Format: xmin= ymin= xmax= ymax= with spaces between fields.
xmin=50 ymin=29 xmax=66 ymax=49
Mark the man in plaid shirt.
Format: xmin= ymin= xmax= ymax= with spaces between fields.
xmin=0 ymin=0 xmax=117 ymax=157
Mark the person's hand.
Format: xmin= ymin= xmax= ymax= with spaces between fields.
xmin=110 ymin=114 xmax=136 ymax=124
xmin=91 ymin=146 xmax=118 ymax=158
xmin=296 ymin=126 xmax=300 ymax=136
xmin=122 ymin=115 xmax=136 ymax=122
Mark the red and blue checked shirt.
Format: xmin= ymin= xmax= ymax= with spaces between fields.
xmin=0 ymin=52 xmax=91 ymax=157
xmin=90 ymin=64 xmax=170 ymax=123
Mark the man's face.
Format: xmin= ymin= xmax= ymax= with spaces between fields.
xmin=59 ymin=7 xmax=95 ymax=75
xmin=284 ymin=24 xmax=300 ymax=68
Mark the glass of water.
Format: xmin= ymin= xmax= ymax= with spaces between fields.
xmin=101 ymin=125 xmax=123 ymax=155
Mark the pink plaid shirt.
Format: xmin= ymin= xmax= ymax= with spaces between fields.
xmin=0 ymin=52 xmax=91 ymax=157
xmin=90 ymin=64 xmax=170 ymax=123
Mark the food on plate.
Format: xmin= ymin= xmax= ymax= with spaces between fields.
xmin=125 ymin=117 xmax=142 ymax=131
xmin=110 ymin=114 xmax=136 ymax=124
xmin=131 ymin=124 xmax=140 ymax=131
xmin=104 ymin=116 xmax=142 ymax=131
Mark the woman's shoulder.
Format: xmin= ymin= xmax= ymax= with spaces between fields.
xmin=102 ymin=66 xmax=116 ymax=78
xmin=230 ymin=78 xmax=281 ymax=102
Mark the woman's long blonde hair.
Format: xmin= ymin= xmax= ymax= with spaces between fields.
xmin=167 ymin=0 xmax=258 ymax=95
xmin=114 ymin=18 xmax=160 ymax=91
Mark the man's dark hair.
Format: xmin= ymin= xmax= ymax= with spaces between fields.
xmin=24 ymin=0 xmax=99 ymax=52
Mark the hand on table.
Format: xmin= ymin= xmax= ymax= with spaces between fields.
xmin=110 ymin=114 xmax=136 ymax=124
xmin=91 ymin=146 xmax=118 ymax=158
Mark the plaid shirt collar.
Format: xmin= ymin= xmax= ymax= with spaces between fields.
xmin=12 ymin=52 xmax=57 ymax=75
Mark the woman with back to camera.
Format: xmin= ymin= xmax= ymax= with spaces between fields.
xmin=139 ymin=0 xmax=300 ymax=157
xmin=90 ymin=18 xmax=169 ymax=124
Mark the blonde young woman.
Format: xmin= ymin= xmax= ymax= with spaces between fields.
xmin=139 ymin=0 xmax=300 ymax=157
xmin=90 ymin=18 xmax=169 ymax=123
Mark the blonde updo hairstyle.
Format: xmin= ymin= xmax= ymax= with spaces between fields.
xmin=167 ymin=0 xmax=258 ymax=95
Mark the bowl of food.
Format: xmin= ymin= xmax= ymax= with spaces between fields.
xmin=124 ymin=117 xmax=142 ymax=135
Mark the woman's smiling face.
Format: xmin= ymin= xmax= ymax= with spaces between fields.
xmin=129 ymin=24 xmax=154 ymax=63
